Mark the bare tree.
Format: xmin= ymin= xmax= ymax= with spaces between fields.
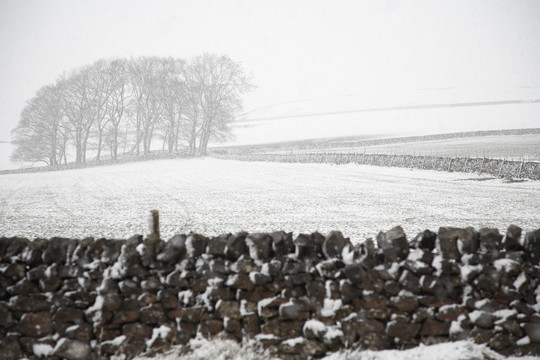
xmin=181 ymin=62 xmax=204 ymax=155
xmin=128 ymin=57 xmax=164 ymax=157
xmin=58 ymin=67 xmax=95 ymax=164
xmin=56 ymin=118 xmax=70 ymax=165
xmin=88 ymin=60 xmax=115 ymax=161
xmin=157 ymin=58 xmax=186 ymax=153
xmin=187 ymin=54 xmax=254 ymax=155
xmin=105 ymin=59 xmax=132 ymax=160
xmin=11 ymin=85 xmax=63 ymax=166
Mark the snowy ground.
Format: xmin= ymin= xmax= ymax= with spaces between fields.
xmin=290 ymin=134 xmax=540 ymax=162
xmin=0 ymin=158 xmax=539 ymax=242
xmin=131 ymin=338 xmax=538 ymax=360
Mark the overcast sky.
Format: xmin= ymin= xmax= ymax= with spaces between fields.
xmin=1 ymin=0 xmax=540 ymax=146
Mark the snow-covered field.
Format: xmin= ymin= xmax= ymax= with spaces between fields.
xmin=132 ymin=338 xmax=538 ymax=360
xmin=1 ymin=158 xmax=539 ymax=242
xmin=290 ymin=134 xmax=540 ymax=162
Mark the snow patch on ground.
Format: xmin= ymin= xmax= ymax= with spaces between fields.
xmin=132 ymin=339 xmax=537 ymax=360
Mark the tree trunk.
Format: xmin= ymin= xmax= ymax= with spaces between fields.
xmin=112 ymin=126 xmax=119 ymax=160
xmin=175 ymin=124 xmax=180 ymax=152
xmin=75 ymin=131 xmax=83 ymax=164
xmin=96 ymin=127 xmax=103 ymax=161
xmin=82 ymin=131 xmax=91 ymax=163
xmin=50 ymin=136 xmax=57 ymax=167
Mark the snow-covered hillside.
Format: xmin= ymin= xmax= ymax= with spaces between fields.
xmin=228 ymin=88 xmax=540 ymax=146
xmin=1 ymin=158 xmax=539 ymax=241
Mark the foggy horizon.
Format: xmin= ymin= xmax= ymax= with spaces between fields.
xmin=1 ymin=0 xmax=540 ymax=171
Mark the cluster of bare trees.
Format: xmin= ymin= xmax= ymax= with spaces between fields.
xmin=11 ymin=54 xmax=254 ymax=166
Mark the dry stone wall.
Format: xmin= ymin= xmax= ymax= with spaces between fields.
xmin=1 ymin=226 xmax=540 ymax=359
xmin=213 ymin=153 xmax=540 ymax=181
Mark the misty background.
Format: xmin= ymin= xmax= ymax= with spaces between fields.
xmin=1 ymin=0 xmax=540 ymax=170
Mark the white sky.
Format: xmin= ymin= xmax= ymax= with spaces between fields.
xmin=1 ymin=0 xmax=540 ymax=157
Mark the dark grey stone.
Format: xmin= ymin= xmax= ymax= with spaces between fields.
xmin=411 ymin=229 xmax=437 ymax=251
xmin=156 ymin=234 xmax=186 ymax=262
xmin=523 ymin=229 xmax=540 ymax=264
xmin=271 ymin=231 xmax=295 ymax=257
xmin=225 ymin=232 xmax=248 ymax=260
xmin=437 ymin=227 xmax=461 ymax=260
xmin=207 ymin=235 xmax=228 ymax=257
xmin=504 ymin=225 xmax=522 ymax=251
xmin=323 ymin=231 xmax=351 ymax=259
xmin=479 ymin=228 xmax=503 ymax=252
xmin=377 ymin=226 xmax=409 ymax=261
xmin=185 ymin=233 xmax=207 ymax=258
xmin=245 ymin=233 xmax=273 ymax=261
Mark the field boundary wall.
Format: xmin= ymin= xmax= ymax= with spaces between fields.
xmin=213 ymin=152 xmax=540 ymax=181
xmin=1 ymin=226 xmax=540 ymax=359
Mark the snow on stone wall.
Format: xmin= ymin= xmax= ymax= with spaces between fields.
xmin=1 ymin=225 xmax=540 ymax=359
xmin=213 ymin=153 xmax=540 ymax=181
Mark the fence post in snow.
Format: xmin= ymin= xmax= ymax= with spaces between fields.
xmin=148 ymin=210 xmax=160 ymax=240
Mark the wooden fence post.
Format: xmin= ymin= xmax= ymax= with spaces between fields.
xmin=148 ymin=209 xmax=160 ymax=240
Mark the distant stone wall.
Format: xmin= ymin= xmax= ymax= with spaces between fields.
xmin=1 ymin=226 xmax=540 ymax=359
xmin=213 ymin=153 xmax=540 ymax=180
